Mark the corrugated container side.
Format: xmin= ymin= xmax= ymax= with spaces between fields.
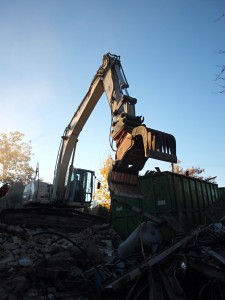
xmin=219 ymin=187 xmax=225 ymax=200
xmin=111 ymin=195 xmax=143 ymax=240
xmin=140 ymin=172 xmax=219 ymax=232
xmin=111 ymin=172 xmax=220 ymax=239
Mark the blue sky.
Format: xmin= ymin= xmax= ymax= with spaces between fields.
xmin=1 ymin=0 xmax=225 ymax=187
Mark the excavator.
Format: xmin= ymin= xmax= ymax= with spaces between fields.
xmin=0 ymin=53 xmax=177 ymax=229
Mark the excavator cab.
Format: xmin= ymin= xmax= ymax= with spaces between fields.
xmin=66 ymin=168 xmax=95 ymax=207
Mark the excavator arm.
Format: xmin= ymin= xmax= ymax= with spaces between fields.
xmin=53 ymin=53 xmax=177 ymax=201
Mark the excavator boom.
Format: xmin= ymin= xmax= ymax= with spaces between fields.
xmin=53 ymin=53 xmax=177 ymax=201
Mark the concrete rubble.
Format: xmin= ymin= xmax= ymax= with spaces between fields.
xmin=0 ymin=222 xmax=122 ymax=300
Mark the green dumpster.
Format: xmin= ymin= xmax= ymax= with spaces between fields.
xmin=111 ymin=171 xmax=220 ymax=239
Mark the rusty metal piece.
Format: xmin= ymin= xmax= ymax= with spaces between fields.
xmin=109 ymin=171 xmax=143 ymax=198
xmin=109 ymin=182 xmax=143 ymax=198
xmin=110 ymin=171 xmax=138 ymax=185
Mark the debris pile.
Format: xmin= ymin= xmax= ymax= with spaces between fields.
xmin=0 ymin=216 xmax=225 ymax=299
xmin=0 ymin=222 xmax=121 ymax=299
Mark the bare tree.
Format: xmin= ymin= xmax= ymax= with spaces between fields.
xmin=214 ymin=14 xmax=225 ymax=93
xmin=171 ymin=160 xmax=205 ymax=179
xmin=171 ymin=160 xmax=216 ymax=183
xmin=215 ymin=50 xmax=225 ymax=94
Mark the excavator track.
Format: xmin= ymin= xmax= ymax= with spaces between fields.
xmin=0 ymin=207 xmax=106 ymax=231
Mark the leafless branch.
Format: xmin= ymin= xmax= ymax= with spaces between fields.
xmin=214 ymin=13 xmax=225 ymax=22
xmin=215 ymin=47 xmax=225 ymax=93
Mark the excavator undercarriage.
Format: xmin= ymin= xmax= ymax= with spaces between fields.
xmin=0 ymin=205 xmax=105 ymax=230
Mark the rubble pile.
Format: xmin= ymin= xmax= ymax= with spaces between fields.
xmin=0 ymin=222 xmax=122 ymax=300
xmin=1 ymin=218 xmax=225 ymax=299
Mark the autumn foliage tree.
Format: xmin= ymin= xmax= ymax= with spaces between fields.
xmin=0 ymin=131 xmax=34 ymax=185
xmin=94 ymin=155 xmax=112 ymax=210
